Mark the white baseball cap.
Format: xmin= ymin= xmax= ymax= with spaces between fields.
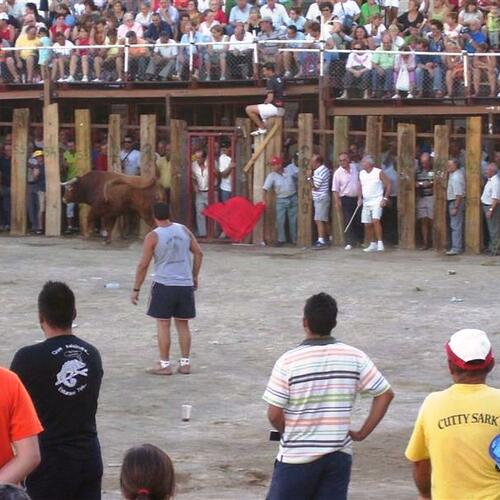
xmin=446 ymin=329 xmax=494 ymax=370
xmin=0 ymin=13 xmax=9 ymax=20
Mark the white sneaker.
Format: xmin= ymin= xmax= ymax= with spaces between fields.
xmin=392 ymin=93 xmax=400 ymax=99
xmin=57 ymin=77 xmax=65 ymax=82
xmin=81 ymin=75 xmax=88 ymax=82
xmin=407 ymin=92 xmax=414 ymax=98
xmin=363 ymin=242 xmax=377 ymax=252
xmin=251 ymin=128 xmax=267 ymax=136
xmin=116 ymin=78 xmax=122 ymax=82
xmin=284 ymin=70 xmax=292 ymax=78
xmin=65 ymin=75 xmax=75 ymax=82
xmin=377 ymin=241 xmax=385 ymax=252
xmin=92 ymin=77 xmax=101 ymax=82
xmin=344 ymin=244 xmax=352 ymax=250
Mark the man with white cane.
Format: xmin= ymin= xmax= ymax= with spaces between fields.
xmin=332 ymin=152 xmax=362 ymax=250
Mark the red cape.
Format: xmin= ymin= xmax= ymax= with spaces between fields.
xmin=203 ymin=196 xmax=266 ymax=242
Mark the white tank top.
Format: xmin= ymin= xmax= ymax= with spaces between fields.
xmin=360 ymin=167 xmax=383 ymax=204
xmin=153 ymin=224 xmax=193 ymax=287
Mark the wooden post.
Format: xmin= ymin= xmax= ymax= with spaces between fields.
xmin=433 ymin=125 xmax=449 ymax=252
xmin=107 ymin=114 xmax=121 ymax=173
xmin=365 ymin=116 xmax=382 ymax=165
xmin=165 ymin=95 xmax=171 ymax=130
xmin=10 ymin=108 xmax=30 ymax=235
xmin=252 ymin=134 xmax=265 ymax=244
xmin=75 ymin=109 xmax=92 ymax=236
xmin=397 ymin=123 xmax=416 ymax=250
xmin=139 ymin=114 xmax=157 ymax=236
xmin=318 ymin=77 xmax=327 ymax=159
xmin=235 ymin=117 xmax=251 ymax=198
xmin=43 ymin=103 xmax=61 ymax=236
xmin=331 ymin=116 xmax=348 ymax=246
xmin=465 ymin=116 xmax=482 ymax=254
xmin=263 ymin=116 xmax=283 ymax=246
xmin=140 ymin=114 xmax=157 ymax=178
xmin=297 ymin=113 xmax=313 ymax=247
xmin=170 ymin=119 xmax=187 ymax=224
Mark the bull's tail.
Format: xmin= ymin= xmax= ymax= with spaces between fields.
xmin=103 ymin=174 xmax=156 ymax=202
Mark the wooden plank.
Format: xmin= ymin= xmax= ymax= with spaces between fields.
xmin=432 ymin=125 xmax=449 ymax=252
xmin=235 ymin=117 xmax=251 ymax=198
xmin=252 ymin=134 xmax=265 ymax=244
xmin=170 ymin=119 xmax=187 ymax=224
xmin=43 ymin=104 xmax=61 ymax=236
xmin=365 ymin=116 xmax=382 ymax=165
xmin=242 ymin=121 xmax=280 ymax=173
xmin=107 ymin=114 xmax=121 ymax=173
xmin=397 ymin=123 xmax=416 ymax=250
xmin=10 ymin=108 xmax=30 ymax=235
xmin=263 ymin=117 xmax=282 ymax=246
xmin=329 ymin=104 xmax=500 ymax=117
xmin=75 ymin=109 xmax=92 ymax=236
xmin=297 ymin=113 xmax=313 ymax=247
xmin=331 ymin=116 xmax=348 ymax=246
xmin=139 ymin=114 xmax=157 ymax=236
xmin=465 ymin=116 xmax=482 ymax=254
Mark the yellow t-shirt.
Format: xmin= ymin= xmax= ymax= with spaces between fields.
xmin=15 ymin=35 xmax=41 ymax=60
xmin=156 ymin=155 xmax=171 ymax=189
xmin=405 ymin=384 xmax=500 ymax=500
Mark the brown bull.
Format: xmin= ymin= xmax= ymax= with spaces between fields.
xmin=62 ymin=171 xmax=165 ymax=243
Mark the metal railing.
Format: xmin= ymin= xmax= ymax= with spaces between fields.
xmin=0 ymin=39 xmax=498 ymax=98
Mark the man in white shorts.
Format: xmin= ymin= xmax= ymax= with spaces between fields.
xmin=359 ymin=155 xmax=391 ymax=252
xmin=246 ymin=62 xmax=284 ymax=136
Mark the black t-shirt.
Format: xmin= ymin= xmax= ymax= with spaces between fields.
xmin=266 ymin=75 xmax=284 ymax=107
xmin=10 ymin=335 xmax=103 ymax=456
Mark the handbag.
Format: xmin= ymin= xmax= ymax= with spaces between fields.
xmin=396 ymin=61 xmax=410 ymax=91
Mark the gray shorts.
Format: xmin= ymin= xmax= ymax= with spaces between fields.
xmin=417 ymin=196 xmax=434 ymax=220
xmin=313 ymin=196 xmax=330 ymax=222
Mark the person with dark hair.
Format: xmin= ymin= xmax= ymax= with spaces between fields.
xmin=246 ymin=61 xmax=284 ymax=136
xmin=0 ymin=484 xmax=33 ymax=500
xmin=131 ymin=202 xmax=203 ymax=375
xmin=10 ymin=281 xmax=104 ymax=500
xmin=120 ymin=444 xmax=175 ymax=500
xmin=406 ymin=329 xmax=500 ymax=500
xmin=263 ymin=293 xmax=394 ymax=500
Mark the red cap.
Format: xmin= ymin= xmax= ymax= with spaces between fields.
xmin=270 ymin=156 xmax=282 ymax=166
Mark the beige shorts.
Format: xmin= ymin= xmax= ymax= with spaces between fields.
xmin=38 ymin=191 xmax=46 ymax=210
xmin=417 ymin=196 xmax=434 ymax=220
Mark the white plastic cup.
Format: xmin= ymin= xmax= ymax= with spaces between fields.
xmin=181 ymin=404 xmax=192 ymax=421
xmin=104 ymin=283 xmax=120 ymax=289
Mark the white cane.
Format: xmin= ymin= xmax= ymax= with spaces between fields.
xmin=344 ymin=204 xmax=361 ymax=234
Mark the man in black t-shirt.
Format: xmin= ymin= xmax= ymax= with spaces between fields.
xmin=246 ymin=62 xmax=285 ymax=136
xmin=10 ymin=281 xmax=103 ymax=500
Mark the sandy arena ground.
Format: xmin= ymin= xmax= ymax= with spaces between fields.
xmin=0 ymin=236 xmax=499 ymax=499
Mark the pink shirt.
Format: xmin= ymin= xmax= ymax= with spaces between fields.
xmin=332 ymin=164 xmax=360 ymax=197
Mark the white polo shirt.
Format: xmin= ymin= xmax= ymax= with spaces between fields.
xmin=481 ymin=174 xmax=500 ymax=205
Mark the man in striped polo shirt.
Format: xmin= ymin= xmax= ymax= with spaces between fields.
xmin=307 ymin=155 xmax=331 ymax=249
xmin=263 ymin=293 xmax=394 ymax=499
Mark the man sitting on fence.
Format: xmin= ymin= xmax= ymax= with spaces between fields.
xmin=246 ymin=62 xmax=284 ymax=136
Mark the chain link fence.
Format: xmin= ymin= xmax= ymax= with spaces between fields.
xmin=0 ymin=40 xmax=498 ymax=99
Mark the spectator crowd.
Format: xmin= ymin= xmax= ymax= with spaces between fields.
xmin=0 ymin=0 xmax=497 ymax=96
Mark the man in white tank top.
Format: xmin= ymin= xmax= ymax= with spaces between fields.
xmin=131 ymin=202 xmax=203 ymax=375
xmin=359 ymin=155 xmax=391 ymax=252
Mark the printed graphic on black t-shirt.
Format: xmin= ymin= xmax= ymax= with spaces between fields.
xmin=11 ymin=335 xmax=103 ymax=453
xmin=266 ymin=76 xmax=284 ymax=107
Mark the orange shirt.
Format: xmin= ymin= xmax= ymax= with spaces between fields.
xmin=0 ymin=367 xmax=43 ymax=469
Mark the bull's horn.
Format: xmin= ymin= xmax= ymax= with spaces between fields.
xmin=60 ymin=177 xmax=78 ymax=186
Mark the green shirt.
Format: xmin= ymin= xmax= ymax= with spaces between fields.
xmin=63 ymin=150 xmax=78 ymax=180
xmin=372 ymin=47 xmax=395 ymax=70
xmin=359 ymin=3 xmax=381 ymax=26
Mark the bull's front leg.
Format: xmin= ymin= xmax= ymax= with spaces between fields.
xmin=83 ymin=207 xmax=98 ymax=239
xmin=102 ymin=215 xmax=117 ymax=245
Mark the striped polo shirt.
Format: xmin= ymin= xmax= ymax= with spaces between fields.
xmin=263 ymin=338 xmax=391 ymax=464
xmin=312 ymin=165 xmax=331 ymax=200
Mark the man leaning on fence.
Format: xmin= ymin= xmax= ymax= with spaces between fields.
xmin=481 ymin=162 xmax=500 ymax=256
xmin=446 ymin=158 xmax=466 ymax=256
